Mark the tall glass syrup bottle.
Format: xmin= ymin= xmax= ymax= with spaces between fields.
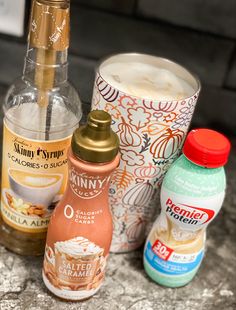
xmin=0 ymin=0 xmax=82 ymax=255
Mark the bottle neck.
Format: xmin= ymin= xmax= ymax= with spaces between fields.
xmin=23 ymin=0 xmax=70 ymax=88
xmin=23 ymin=45 xmax=68 ymax=87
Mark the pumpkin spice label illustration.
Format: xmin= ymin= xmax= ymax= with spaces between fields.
xmin=1 ymin=122 xmax=71 ymax=233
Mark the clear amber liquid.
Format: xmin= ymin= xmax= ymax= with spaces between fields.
xmin=0 ymin=216 xmax=47 ymax=255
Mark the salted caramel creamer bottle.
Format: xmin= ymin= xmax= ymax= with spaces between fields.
xmin=0 ymin=0 xmax=82 ymax=255
xmin=144 ymin=129 xmax=231 ymax=287
xmin=43 ymin=110 xmax=120 ymax=300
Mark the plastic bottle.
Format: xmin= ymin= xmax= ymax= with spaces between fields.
xmin=144 ymin=129 xmax=231 ymax=287
xmin=0 ymin=0 xmax=82 ymax=255
xmin=43 ymin=110 xmax=120 ymax=300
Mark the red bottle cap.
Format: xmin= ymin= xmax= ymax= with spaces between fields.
xmin=183 ymin=129 xmax=231 ymax=168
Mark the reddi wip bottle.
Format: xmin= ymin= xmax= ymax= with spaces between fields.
xmin=0 ymin=0 xmax=82 ymax=255
xmin=43 ymin=111 xmax=120 ymax=300
xmin=144 ymin=129 xmax=231 ymax=287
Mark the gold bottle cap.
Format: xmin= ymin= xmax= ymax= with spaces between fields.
xmin=72 ymin=110 xmax=120 ymax=163
xmin=29 ymin=0 xmax=70 ymax=51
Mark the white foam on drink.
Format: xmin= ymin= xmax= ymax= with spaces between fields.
xmin=100 ymin=62 xmax=195 ymax=100
xmin=55 ymin=237 xmax=103 ymax=256
xmin=24 ymin=176 xmax=57 ymax=187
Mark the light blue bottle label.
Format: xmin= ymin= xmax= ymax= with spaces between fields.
xmin=144 ymin=241 xmax=204 ymax=276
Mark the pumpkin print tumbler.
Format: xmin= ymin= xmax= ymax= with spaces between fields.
xmin=92 ymin=53 xmax=201 ymax=252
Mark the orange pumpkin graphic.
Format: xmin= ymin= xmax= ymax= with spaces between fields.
xmin=156 ymin=102 xmax=178 ymax=112
xmin=150 ymin=128 xmax=184 ymax=159
xmin=134 ymin=164 xmax=161 ymax=179
xmin=143 ymin=100 xmax=178 ymax=112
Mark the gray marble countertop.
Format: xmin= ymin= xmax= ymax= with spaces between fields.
xmin=0 ymin=141 xmax=235 ymax=310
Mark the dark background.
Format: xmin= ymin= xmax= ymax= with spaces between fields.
xmin=0 ymin=0 xmax=236 ymax=136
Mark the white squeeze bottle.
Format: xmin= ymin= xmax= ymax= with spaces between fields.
xmin=144 ymin=129 xmax=231 ymax=287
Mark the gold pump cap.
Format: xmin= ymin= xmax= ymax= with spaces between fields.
xmin=72 ymin=110 xmax=120 ymax=163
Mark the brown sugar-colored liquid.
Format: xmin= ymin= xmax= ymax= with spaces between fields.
xmin=0 ymin=217 xmax=46 ymax=255
xmin=1 ymin=154 xmax=46 ymax=256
